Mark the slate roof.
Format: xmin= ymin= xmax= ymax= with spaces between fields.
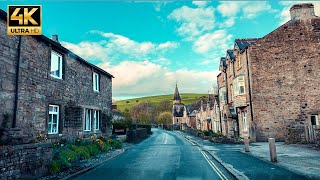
xmin=186 ymin=100 xmax=202 ymax=115
xmin=226 ymin=49 xmax=236 ymax=61
xmin=112 ymin=111 xmax=124 ymax=117
xmin=234 ymin=38 xmax=259 ymax=53
xmin=208 ymin=94 xmax=215 ymax=108
xmin=188 ymin=111 xmax=196 ymax=117
xmin=219 ymin=57 xmax=227 ymax=71
xmin=173 ymin=84 xmax=181 ymax=101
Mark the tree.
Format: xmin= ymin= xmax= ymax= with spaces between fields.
xmin=121 ymin=110 xmax=133 ymax=128
xmin=157 ymin=112 xmax=172 ymax=125
xmin=130 ymin=101 xmax=154 ymax=125
xmin=157 ymin=100 xmax=172 ymax=113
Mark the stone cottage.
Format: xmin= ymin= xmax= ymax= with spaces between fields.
xmin=216 ymin=3 xmax=320 ymax=142
xmin=0 ymin=9 xmax=113 ymax=143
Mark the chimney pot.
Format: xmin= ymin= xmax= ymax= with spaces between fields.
xmin=52 ymin=35 xmax=59 ymax=43
xmin=290 ymin=3 xmax=315 ymax=21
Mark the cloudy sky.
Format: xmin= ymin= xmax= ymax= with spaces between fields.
xmin=1 ymin=1 xmax=319 ymax=99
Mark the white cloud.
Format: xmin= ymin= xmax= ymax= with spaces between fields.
xmin=192 ymin=1 xmax=209 ymax=8
xmin=168 ymin=5 xmax=215 ymax=40
xmin=61 ymin=41 xmax=109 ymax=62
xmin=193 ymin=30 xmax=233 ymax=54
xmin=217 ymin=2 xmax=275 ymax=21
xmin=199 ymin=59 xmax=213 ymax=65
xmin=278 ymin=1 xmax=320 ymax=25
xmin=219 ymin=17 xmax=235 ymax=28
xmin=99 ymin=60 xmax=219 ymax=98
xmin=62 ymin=31 xmax=179 ymax=64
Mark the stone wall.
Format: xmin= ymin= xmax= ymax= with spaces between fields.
xmin=0 ymin=16 xmax=113 ymax=140
xmin=0 ymin=19 xmax=19 ymax=128
xmin=127 ymin=128 xmax=148 ymax=143
xmin=286 ymin=125 xmax=320 ymax=144
xmin=249 ymin=17 xmax=320 ymax=141
xmin=0 ymin=143 xmax=52 ymax=179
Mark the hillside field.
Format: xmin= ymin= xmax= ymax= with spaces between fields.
xmin=115 ymin=93 xmax=207 ymax=111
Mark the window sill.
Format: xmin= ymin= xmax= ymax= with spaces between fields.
xmin=50 ymin=75 xmax=63 ymax=80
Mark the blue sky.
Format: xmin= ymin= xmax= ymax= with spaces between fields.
xmin=1 ymin=1 xmax=319 ymax=100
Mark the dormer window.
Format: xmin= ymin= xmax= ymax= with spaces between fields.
xmin=93 ymin=72 xmax=100 ymax=92
xmin=50 ymin=51 xmax=63 ymax=79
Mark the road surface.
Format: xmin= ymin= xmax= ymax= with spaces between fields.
xmin=75 ymin=128 xmax=234 ymax=180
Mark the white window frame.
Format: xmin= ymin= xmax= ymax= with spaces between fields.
xmin=234 ymin=76 xmax=246 ymax=96
xmin=219 ymin=87 xmax=226 ymax=102
xmin=50 ymin=51 xmax=63 ymax=79
xmin=93 ymin=72 xmax=100 ymax=92
xmin=48 ymin=105 xmax=59 ymax=134
xmin=84 ymin=109 xmax=92 ymax=131
xmin=242 ymin=111 xmax=248 ymax=131
xmin=311 ymin=115 xmax=319 ymax=125
xmin=93 ymin=110 xmax=100 ymax=130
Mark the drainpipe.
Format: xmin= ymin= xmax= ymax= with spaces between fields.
xmin=245 ymin=48 xmax=254 ymax=124
xmin=13 ymin=36 xmax=22 ymax=128
xmin=225 ymin=70 xmax=228 ymax=103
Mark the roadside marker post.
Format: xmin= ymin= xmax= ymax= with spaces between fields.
xmin=244 ymin=137 xmax=250 ymax=152
xmin=268 ymin=138 xmax=277 ymax=162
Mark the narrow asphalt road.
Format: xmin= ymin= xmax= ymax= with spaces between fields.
xmin=75 ymin=128 xmax=234 ymax=180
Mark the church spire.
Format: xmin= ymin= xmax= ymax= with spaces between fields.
xmin=173 ymin=83 xmax=181 ymax=103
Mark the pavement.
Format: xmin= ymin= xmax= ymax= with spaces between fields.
xmin=249 ymin=142 xmax=320 ymax=179
xmin=177 ymin=131 xmax=313 ymax=180
xmin=75 ymin=128 xmax=235 ymax=180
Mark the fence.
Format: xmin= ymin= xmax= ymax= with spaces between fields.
xmin=286 ymin=125 xmax=320 ymax=144
xmin=305 ymin=125 xmax=320 ymax=144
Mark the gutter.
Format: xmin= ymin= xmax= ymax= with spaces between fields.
xmin=245 ymin=48 xmax=254 ymax=124
xmin=12 ymin=36 xmax=22 ymax=128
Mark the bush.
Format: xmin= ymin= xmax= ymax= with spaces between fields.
xmin=94 ymin=139 xmax=111 ymax=152
xmin=86 ymin=144 xmax=101 ymax=156
xmin=50 ymin=135 xmax=124 ymax=175
xmin=60 ymin=149 xmax=77 ymax=162
xmin=50 ymin=160 xmax=62 ymax=174
xmin=211 ymin=132 xmax=224 ymax=137
xmin=113 ymin=122 xmax=128 ymax=135
xmin=110 ymin=139 xmax=122 ymax=149
xmin=203 ymin=131 xmax=210 ymax=136
xmin=137 ymin=124 xmax=152 ymax=134
xmin=74 ymin=146 xmax=90 ymax=160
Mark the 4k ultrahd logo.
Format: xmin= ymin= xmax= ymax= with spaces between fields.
xmin=7 ymin=5 xmax=42 ymax=35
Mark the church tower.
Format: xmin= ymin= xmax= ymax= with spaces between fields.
xmin=172 ymin=83 xmax=184 ymax=127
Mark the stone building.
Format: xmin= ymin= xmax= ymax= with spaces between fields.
xmin=0 ymin=9 xmax=113 ymax=142
xmin=216 ymin=3 xmax=320 ymax=142
xmin=172 ymin=84 xmax=185 ymax=129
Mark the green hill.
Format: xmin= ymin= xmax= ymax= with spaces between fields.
xmin=115 ymin=93 xmax=207 ymax=111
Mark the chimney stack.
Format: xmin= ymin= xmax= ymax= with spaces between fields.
xmin=52 ymin=35 xmax=60 ymax=43
xmin=290 ymin=3 xmax=315 ymax=21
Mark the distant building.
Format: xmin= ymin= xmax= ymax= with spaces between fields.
xmin=112 ymin=111 xmax=125 ymax=122
xmin=172 ymin=84 xmax=185 ymax=129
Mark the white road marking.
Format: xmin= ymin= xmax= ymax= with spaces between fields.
xmin=175 ymin=131 xmax=228 ymax=180
xmin=198 ymin=148 xmax=228 ymax=180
